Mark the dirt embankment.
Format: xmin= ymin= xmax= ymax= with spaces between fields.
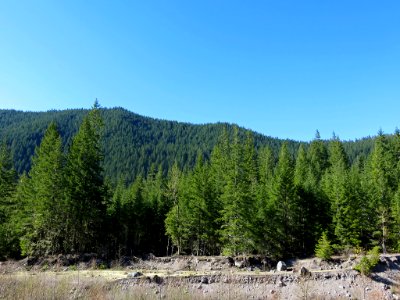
xmin=1 ymin=254 xmax=399 ymax=299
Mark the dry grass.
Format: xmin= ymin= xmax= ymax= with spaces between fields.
xmin=0 ymin=272 xmax=262 ymax=300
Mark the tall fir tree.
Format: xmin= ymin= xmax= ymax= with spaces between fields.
xmin=20 ymin=122 xmax=66 ymax=256
xmin=322 ymin=136 xmax=352 ymax=247
xmin=270 ymin=142 xmax=297 ymax=257
xmin=367 ymin=131 xmax=394 ymax=252
xmin=0 ymin=142 xmax=18 ymax=258
xmin=165 ymin=162 xmax=185 ymax=255
xmin=64 ymin=102 xmax=107 ymax=253
xmin=255 ymin=146 xmax=275 ymax=254
xmin=219 ymin=127 xmax=254 ymax=255
xmin=306 ymin=131 xmax=330 ymax=243
xmin=294 ymin=144 xmax=316 ymax=256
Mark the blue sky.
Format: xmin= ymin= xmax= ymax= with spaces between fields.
xmin=0 ymin=1 xmax=399 ymax=141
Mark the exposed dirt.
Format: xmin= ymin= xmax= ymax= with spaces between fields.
xmin=1 ymin=254 xmax=399 ymax=299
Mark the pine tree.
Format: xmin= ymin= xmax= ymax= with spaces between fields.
xmin=315 ymin=231 xmax=333 ymax=260
xmin=20 ymin=122 xmax=65 ymax=255
xmin=185 ymin=154 xmax=219 ymax=255
xmin=219 ymin=127 xmax=254 ymax=255
xmin=64 ymin=102 xmax=106 ymax=253
xmin=270 ymin=142 xmax=297 ymax=257
xmin=367 ymin=131 xmax=394 ymax=253
xmin=121 ymin=176 xmax=147 ymax=254
xmin=323 ymin=136 xmax=351 ymax=247
xmin=165 ymin=162 xmax=185 ymax=255
xmin=256 ymin=146 xmax=275 ymax=254
xmin=141 ymin=165 xmax=169 ymax=255
xmin=107 ymin=178 xmax=126 ymax=256
xmin=294 ymin=144 xmax=316 ymax=256
xmin=0 ymin=142 xmax=17 ymax=258
xmin=306 ymin=131 xmax=330 ymax=243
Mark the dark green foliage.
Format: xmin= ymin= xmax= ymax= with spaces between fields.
xmin=219 ymin=128 xmax=257 ymax=255
xmin=0 ymin=108 xmax=304 ymax=184
xmin=0 ymin=142 xmax=18 ymax=258
xmin=64 ymin=103 xmax=107 ymax=253
xmin=269 ymin=142 xmax=297 ymax=257
xmin=2 ymin=106 xmax=400 ymax=260
xmin=367 ymin=132 xmax=394 ymax=253
xmin=19 ymin=122 xmax=65 ymax=256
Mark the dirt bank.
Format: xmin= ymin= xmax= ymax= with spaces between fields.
xmin=0 ymin=254 xmax=399 ymax=299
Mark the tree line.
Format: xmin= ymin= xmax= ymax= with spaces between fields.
xmin=1 ymin=104 xmax=399 ymax=260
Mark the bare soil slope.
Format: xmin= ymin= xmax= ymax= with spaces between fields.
xmin=0 ymin=254 xmax=399 ymax=299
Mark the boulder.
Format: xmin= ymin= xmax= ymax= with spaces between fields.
xmin=152 ymin=275 xmax=162 ymax=284
xmin=201 ymin=276 xmax=209 ymax=284
xmin=127 ymin=271 xmax=143 ymax=278
xmin=277 ymin=261 xmax=287 ymax=271
xmin=235 ymin=260 xmax=245 ymax=268
xmin=299 ymin=266 xmax=311 ymax=277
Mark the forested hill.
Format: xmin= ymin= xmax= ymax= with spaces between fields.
xmin=0 ymin=107 xmax=373 ymax=183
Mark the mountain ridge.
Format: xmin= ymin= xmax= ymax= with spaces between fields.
xmin=0 ymin=107 xmax=373 ymax=183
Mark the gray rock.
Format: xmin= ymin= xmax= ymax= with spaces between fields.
xmin=127 ymin=271 xmax=143 ymax=278
xmin=277 ymin=280 xmax=286 ymax=287
xmin=235 ymin=260 xmax=244 ymax=268
xmin=299 ymin=266 xmax=311 ymax=277
xmin=152 ymin=275 xmax=162 ymax=284
xmin=201 ymin=276 xmax=209 ymax=284
xmin=277 ymin=261 xmax=287 ymax=271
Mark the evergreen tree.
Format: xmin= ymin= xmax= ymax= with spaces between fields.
xmin=270 ymin=142 xmax=297 ymax=257
xmin=315 ymin=231 xmax=333 ymax=260
xmin=294 ymin=144 xmax=316 ymax=256
xmin=182 ymin=155 xmax=215 ymax=255
xmin=367 ymin=131 xmax=394 ymax=253
xmin=0 ymin=142 xmax=17 ymax=258
xmin=107 ymin=178 xmax=126 ymax=256
xmin=165 ymin=162 xmax=185 ymax=255
xmin=141 ymin=165 xmax=169 ymax=255
xmin=64 ymin=102 xmax=106 ymax=253
xmin=20 ymin=122 xmax=65 ymax=255
xmin=306 ymin=131 xmax=330 ymax=242
xmin=219 ymin=127 xmax=254 ymax=255
xmin=323 ymin=136 xmax=350 ymax=246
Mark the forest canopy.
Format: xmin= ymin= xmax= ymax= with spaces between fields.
xmin=1 ymin=104 xmax=398 ymax=260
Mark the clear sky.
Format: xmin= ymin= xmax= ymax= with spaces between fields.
xmin=0 ymin=1 xmax=399 ymax=141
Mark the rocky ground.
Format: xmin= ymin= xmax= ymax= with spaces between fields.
xmin=0 ymin=254 xmax=399 ymax=299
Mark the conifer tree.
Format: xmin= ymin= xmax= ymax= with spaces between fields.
xmin=64 ymin=101 xmax=106 ymax=253
xmin=315 ymin=231 xmax=333 ymax=260
xmin=270 ymin=142 xmax=297 ymax=257
xmin=165 ymin=162 xmax=185 ymax=255
xmin=294 ymin=144 xmax=316 ymax=255
xmin=141 ymin=165 xmax=168 ymax=255
xmin=323 ymin=136 xmax=350 ymax=246
xmin=368 ymin=131 xmax=394 ymax=253
xmin=20 ymin=122 xmax=65 ymax=255
xmin=306 ymin=131 xmax=330 ymax=242
xmin=183 ymin=154 xmax=214 ymax=255
xmin=0 ymin=142 xmax=17 ymax=257
xmin=220 ymin=127 xmax=254 ymax=255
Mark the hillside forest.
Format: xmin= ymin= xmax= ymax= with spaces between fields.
xmin=1 ymin=102 xmax=400 ymax=260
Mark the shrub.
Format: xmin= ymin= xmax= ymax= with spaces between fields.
xmin=354 ymin=246 xmax=380 ymax=276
